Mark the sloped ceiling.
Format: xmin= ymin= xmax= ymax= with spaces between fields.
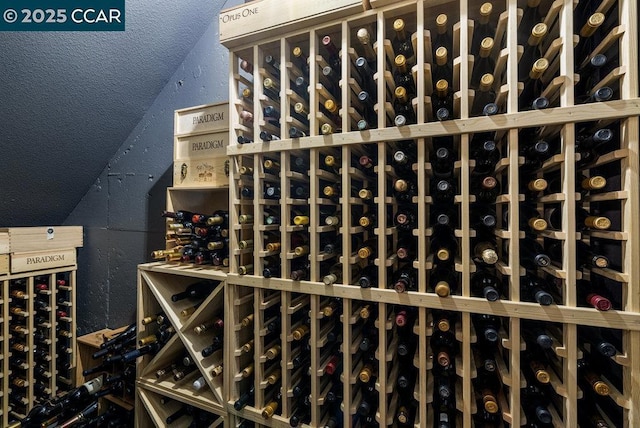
xmin=0 ymin=0 xmax=231 ymax=226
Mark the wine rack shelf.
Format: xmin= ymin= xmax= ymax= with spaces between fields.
xmin=135 ymin=263 xmax=228 ymax=427
xmin=221 ymin=0 xmax=639 ymax=427
xmin=3 ymin=266 xmax=78 ymax=427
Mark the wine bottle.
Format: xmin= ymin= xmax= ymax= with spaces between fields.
xmin=261 ymin=388 xmax=283 ymax=419
xmin=470 ymin=37 xmax=495 ymax=90
xmin=392 ymin=147 xmax=416 ymax=177
xmin=545 ymin=205 xmax=611 ymax=231
xmin=264 ymin=54 xmax=281 ymax=79
xmin=430 ymin=231 xmax=458 ymax=265
xmin=470 ymin=73 xmax=498 ymax=116
xmin=521 ymin=385 xmax=554 ymax=426
xmin=393 ymin=178 xmax=417 ymax=203
xmin=391 ymin=266 xmax=417 ymax=293
xmin=574 ymin=11 xmax=606 ymax=67
xmin=518 ymin=23 xmax=548 ymax=82
xmin=518 ymin=0 xmax=543 ymax=43
xmin=431 ymin=178 xmax=456 ymax=203
xmin=358 ymin=264 xmax=378 ymax=288
xmin=171 ymin=280 xmax=219 ymax=302
xmin=429 ymin=266 xmax=458 ymax=297
xmin=472 ymin=239 xmax=499 ymax=265
xmin=322 ymin=35 xmax=341 ymax=72
xmin=431 ymin=328 xmax=457 ymax=369
xmin=432 ymin=47 xmax=453 ymax=87
xmin=470 ymin=174 xmax=500 ymax=203
xmin=520 ymin=274 xmax=554 ymax=305
xmin=576 ymin=128 xmax=614 ymax=168
xmin=576 ymin=279 xmax=613 ymax=311
xmin=433 ymin=14 xmax=453 ymax=55
xmin=519 ymin=58 xmax=550 ymax=111
xmin=578 ymin=173 xmax=607 ymax=195
xmin=472 ymin=314 xmax=500 ymax=349
xmin=357 ymin=90 xmax=377 ymax=130
xmin=578 ymin=358 xmax=610 ymax=397
xmin=575 ymin=54 xmax=611 ymax=103
xmin=471 ymin=205 xmax=497 ymax=231
xmin=519 ymin=130 xmax=551 ymax=171
xmin=431 ymin=141 xmax=456 ymax=178
xmin=392 ymin=19 xmax=415 ymax=65
xmin=396 ymin=234 xmax=416 ymax=261
xmin=471 ymin=3 xmax=495 ymax=55
xmin=394 ymin=207 xmax=417 ymax=231
xmin=518 ymin=237 xmax=551 ymax=269
xmin=433 ymin=79 xmax=453 ymax=121
xmin=580 ymin=326 xmax=619 ymax=358
xmin=504 ymin=203 xmax=548 ymax=233
xmin=290 ymin=261 xmax=310 ymax=281
xmin=470 ymin=134 xmax=500 ymax=174
xmin=471 ymin=269 xmax=501 ymax=301
xmin=393 ymin=86 xmax=416 ymax=126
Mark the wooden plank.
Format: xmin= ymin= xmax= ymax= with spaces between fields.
xmin=224 ymin=273 xmax=640 ymax=331
xmin=227 ymin=99 xmax=640 ymax=155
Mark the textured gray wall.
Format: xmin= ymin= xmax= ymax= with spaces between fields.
xmin=0 ymin=0 xmax=226 ymax=227
xmin=66 ymin=0 xmax=243 ymax=334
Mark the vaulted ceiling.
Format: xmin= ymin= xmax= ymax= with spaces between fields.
xmin=0 ymin=0 xmax=232 ymax=226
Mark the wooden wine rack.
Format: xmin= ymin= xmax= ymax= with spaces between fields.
xmin=134 ymin=103 xmax=234 ymax=428
xmin=3 ymin=267 xmax=78 ymax=426
xmin=221 ymin=0 xmax=640 ymax=427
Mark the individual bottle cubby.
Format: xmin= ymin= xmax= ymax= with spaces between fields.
xmin=232 ymin=155 xmax=256 ymax=276
xmin=284 ymin=34 xmax=311 ymax=139
xmin=233 ymin=48 xmax=255 ymax=145
xmin=573 ymin=0 xmax=624 ymax=104
xmin=136 ymin=266 xmax=228 ymax=426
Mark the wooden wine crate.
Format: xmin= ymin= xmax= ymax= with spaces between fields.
xmin=173 ymin=103 xmax=230 ymax=188
xmin=0 ymin=226 xmax=83 ymax=253
xmin=173 ymin=156 xmax=230 ymax=188
xmin=219 ymin=0 xmax=368 ymax=48
xmin=10 ymin=247 xmax=77 ymax=274
xmin=175 ymin=102 xmax=229 ymax=136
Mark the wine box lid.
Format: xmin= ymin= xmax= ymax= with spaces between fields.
xmin=0 ymin=226 xmax=83 ymax=253
xmin=10 ymin=247 xmax=77 ymax=274
xmin=219 ymin=0 xmax=367 ymax=48
xmin=174 ymin=102 xmax=229 ymax=137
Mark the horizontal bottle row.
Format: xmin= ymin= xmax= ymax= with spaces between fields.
xmin=4 ymin=270 xmax=77 ymax=423
xmin=229 ymin=286 xmax=634 ymax=427
xmin=230 ymin=0 xmax=631 ymax=143
xmin=227 ymin=121 xmax=633 ymax=312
